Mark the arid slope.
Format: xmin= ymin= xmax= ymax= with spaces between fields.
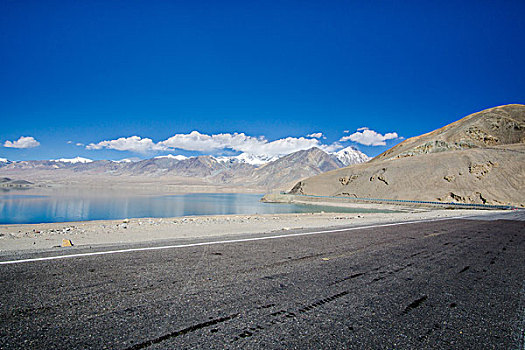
xmin=290 ymin=105 xmax=525 ymax=207
xmin=373 ymin=104 xmax=525 ymax=162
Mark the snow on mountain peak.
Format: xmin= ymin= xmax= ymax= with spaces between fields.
xmin=332 ymin=146 xmax=370 ymax=166
xmin=52 ymin=157 xmax=93 ymax=164
xmin=154 ymin=154 xmax=188 ymax=161
xmin=0 ymin=158 xmax=9 ymax=163
xmin=234 ymin=153 xmax=279 ymax=165
xmin=215 ymin=153 xmax=279 ymax=165
xmin=215 ymin=148 xmax=368 ymax=166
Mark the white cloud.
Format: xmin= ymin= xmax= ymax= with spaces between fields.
xmin=67 ymin=140 xmax=73 ymax=144
xmin=159 ymin=131 xmax=261 ymax=153
xmin=356 ymin=127 xmax=369 ymax=131
xmin=4 ymin=136 xmax=40 ymax=149
xmin=343 ymin=130 xmax=350 ymax=133
xmin=320 ymin=142 xmax=343 ymax=153
xmin=307 ymin=132 xmax=323 ymax=139
xmin=244 ymin=137 xmax=320 ymax=156
xmin=87 ymin=131 xmax=323 ymax=157
xmin=340 ymin=128 xmax=399 ymax=146
xmin=76 ymin=143 xmax=84 ymax=147
xmin=159 ymin=131 xmax=321 ymax=157
xmin=87 ymin=136 xmax=166 ymax=154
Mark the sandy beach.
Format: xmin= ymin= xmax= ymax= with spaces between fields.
xmin=0 ymin=207 xmax=502 ymax=254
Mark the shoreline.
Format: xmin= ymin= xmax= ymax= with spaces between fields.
xmin=0 ymin=208 xmax=502 ymax=254
xmin=261 ymin=192 xmax=519 ymax=210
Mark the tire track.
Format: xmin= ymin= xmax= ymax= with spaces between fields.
xmin=231 ymin=291 xmax=350 ymax=344
xmin=124 ymin=313 xmax=239 ymax=350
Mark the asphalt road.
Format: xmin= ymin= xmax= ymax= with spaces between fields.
xmin=1 ymin=213 xmax=524 ymax=349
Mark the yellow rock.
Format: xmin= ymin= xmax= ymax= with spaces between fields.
xmin=61 ymin=239 xmax=73 ymax=247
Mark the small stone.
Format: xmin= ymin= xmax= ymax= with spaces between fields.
xmin=444 ymin=175 xmax=455 ymax=182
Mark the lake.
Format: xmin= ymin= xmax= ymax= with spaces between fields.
xmin=0 ymin=192 xmax=393 ymax=224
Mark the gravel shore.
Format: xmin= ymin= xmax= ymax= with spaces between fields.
xmin=0 ymin=208 xmax=501 ymax=253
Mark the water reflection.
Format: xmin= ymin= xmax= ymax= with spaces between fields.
xmin=0 ymin=192 xmax=394 ymax=224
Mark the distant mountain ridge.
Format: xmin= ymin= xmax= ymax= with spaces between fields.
xmin=0 ymin=146 xmax=370 ymax=190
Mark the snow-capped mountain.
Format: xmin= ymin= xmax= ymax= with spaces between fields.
xmin=332 ymin=146 xmax=370 ymax=166
xmin=154 ymin=154 xmax=188 ymax=161
xmin=1 ymin=147 xmax=370 ymax=169
xmin=52 ymin=157 xmax=93 ymax=164
xmin=216 ymin=153 xmax=279 ymax=165
xmin=234 ymin=152 xmax=280 ymax=165
xmin=0 ymin=158 xmax=11 ymax=167
xmin=111 ymin=157 xmax=142 ymax=163
xmin=0 ymin=147 xmax=371 ymax=189
xmin=215 ymin=148 xmax=368 ymax=166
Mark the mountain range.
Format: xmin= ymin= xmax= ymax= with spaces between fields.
xmin=0 ymin=146 xmax=370 ymax=190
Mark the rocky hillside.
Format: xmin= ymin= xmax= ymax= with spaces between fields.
xmin=246 ymin=147 xmax=344 ymax=188
xmin=0 ymin=147 xmax=369 ymax=191
xmin=289 ymin=105 xmax=525 ymax=207
xmin=373 ymin=104 xmax=524 ymax=162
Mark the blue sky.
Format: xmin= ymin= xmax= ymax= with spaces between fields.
xmin=1 ymin=0 xmax=524 ymax=160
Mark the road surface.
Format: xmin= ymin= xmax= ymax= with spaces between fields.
xmin=1 ymin=213 xmax=524 ymax=349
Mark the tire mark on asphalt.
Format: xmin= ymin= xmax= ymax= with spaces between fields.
xmin=325 ymin=223 xmax=475 ymax=290
xmin=328 ymin=272 xmax=365 ymax=286
xmin=324 ymin=225 xmax=468 ymax=287
xmin=402 ymin=295 xmax=428 ymax=315
xmin=231 ymin=291 xmax=350 ymax=344
xmin=244 ymin=252 xmax=328 ymax=273
xmin=459 ymin=266 xmax=470 ymax=273
xmin=297 ymin=291 xmax=349 ymax=314
xmin=409 ymin=251 xmax=426 ymax=257
xmin=124 ymin=313 xmax=239 ymax=350
xmin=78 ymin=249 xmax=213 ymax=324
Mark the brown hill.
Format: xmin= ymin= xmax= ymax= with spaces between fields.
xmin=289 ymin=105 xmax=525 ymax=207
xmin=373 ymin=104 xmax=525 ymax=162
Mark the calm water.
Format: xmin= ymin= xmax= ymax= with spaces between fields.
xmin=0 ymin=192 xmax=393 ymax=224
